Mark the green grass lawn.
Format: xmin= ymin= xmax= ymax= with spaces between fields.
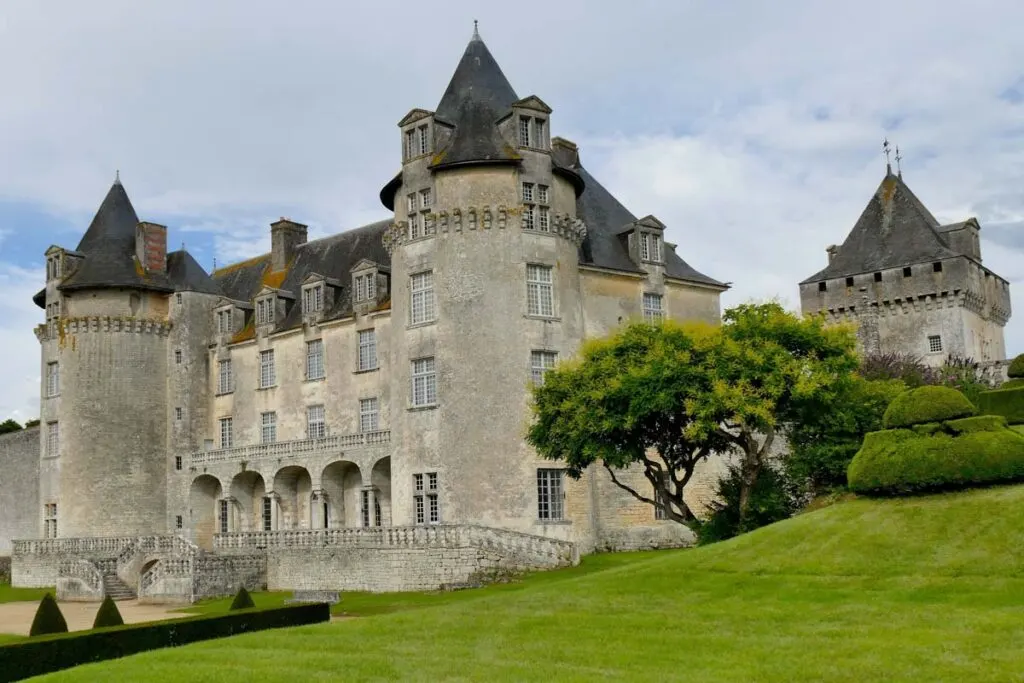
xmin=0 ymin=584 xmax=52 ymax=605
xmin=32 ymin=485 xmax=1024 ymax=681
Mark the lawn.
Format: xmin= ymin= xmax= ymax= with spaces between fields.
xmin=0 ymin=585 xmax=51 ymax=605
xmin=32 ymin=485 xmax=1024 ymax=681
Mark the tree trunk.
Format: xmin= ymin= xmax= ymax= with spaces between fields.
xmin=737 ymin=458 xmax=763 ymax=530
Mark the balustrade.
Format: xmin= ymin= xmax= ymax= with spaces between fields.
xmin=189 ymin=430 xmax=391 ymax=466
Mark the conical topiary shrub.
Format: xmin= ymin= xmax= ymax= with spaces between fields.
xmin=29 ymin=593 xmax=68 ymax=637
xmin=92 ymin=595 xmax=125 ymax=628
xmin=229 ymin=586 xmax=255 ymax=610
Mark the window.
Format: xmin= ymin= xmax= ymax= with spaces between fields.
xmin=903 ymin=266 xmax=912 ymax=278
xmin=217 ymin=359 xmax=234 ymax=395
xmin=411 ymin=357 xmax=437 ymax=407
xmin=175 ymin=407 xmax=183 ymax=421
xmin=407 ymin=193 xmax=422 ymax=240
xmin=216 ymin=309 xmax=232 ymax=334
xmin=522 ymin=182 xmax=534 ymax=202
xmin=410 ymin=271 xmax=436 ymax=325
xmin=46 ymin=256 xmax=62 ymax=281
xmin=874 ymin=272 xmax=882 ymax=282
xmin=219 ymin=499 xmax=229 ymax=533
xmin=176 ymin=515 xmax=183 ymax=530
xmin=420 ymin=188 xmax=432 ymax=208
xmin=928 ymin=335 xmax=943 ymax=353
xmin=175 ymin=455 xmax=182 ymax=471
xmin=219 ymin=417 xmax=233 ymax=449
xmin=818 ymin=282 xmax=827 ymax=292
xmin=531 ymin=350 xmax=557 ymax=385
xmin=404 ymin=129 xmax=415 ymax=160
xmin=534 ymin=118 xmax=547 ymax=148
xmin=262 ymin=497 xmax=273 ymax=531
xmin=643 ymin=293 xmax=664 ymax=323
xmin=519 ymin=116 xmax=531 ymax=146
xmin=44 ymin=503 xmax=57 ymax=538
xmin=414 ymin=473 xmax=440 ymax=524
xmin=303 ymin=284 xmax=323 ymax=314
xmin=176 ymin=293 xmax=182 ymax=305
xmin=307 ymin=405 xmax=326 ymax=440
xmin=355 ymin=273 xmax=376 ymax=302
xmin=361 ymin=489 xmax=382 ymax=528
xmin=526 ymin=265 xmax=554 ymax=317
xmin=46 ymin=422 xmax=59 ymax=457
xmin=522 ymin=183 xmax=550 ymax=232
xmin=306 ymin=340 xmax=325 ymax=380
xmin=175 ymin=350 xmax=182 ymax=365
xmin=845 ymin=277 xmax=855 ymax=287
xmin=537 ymin=469 xmax=565 ymax=520
xmin=256 ymin=297 xmax=275 ymax=325
xmin=46 ymin=362 xmax=59 ymax=397
xmin=360 ymin=398 xmax=379 ymax=432
xmin=259 ymin=349 xmax=275 ymax=388
xmin=654 ymin=474 xmax=669 ymax=520
xmin=358 ymin=330 xmax=378 ymax=371
xmin=538 ymin=185 xmax=549 ymax=203
xmin=418 ymin=125 xmax=429 ymax=156
xmin=518 ymin=116 xmax=548 ymax=148
xmin=538 ymin=206 xmax=549 ymax=232
xmin=640 ymin=233 xmax=663 ymax=262
xmin=522 ymin=204 xmax=535 ymax=230
xmin=933 ymin=261 xmax=943 ymax=273
xmin=261 ymin=412 xmax=277 ymax=444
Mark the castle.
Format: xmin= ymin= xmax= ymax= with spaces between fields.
xmin=2 ymin=30 xmax=732 ymax=600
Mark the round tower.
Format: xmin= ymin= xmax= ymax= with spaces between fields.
xmin=52 ymin=178 xmax=171 ymax=538
xmin=381 ymin=31 xmax=587 ymax=534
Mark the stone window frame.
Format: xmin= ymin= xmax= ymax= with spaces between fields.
xmin=176 ymin=292 xmax=183 ymax=305
xmin=175 ymin=349 xmax=183 ymax=365
xmin=639 ymin=231 xmax=663 ymax=263
xmin=259 ymin=349 xmax=276 ymax=389
xmin=46 ymin=300 xmax=61 ymax=336
xmin=518 ymin=115 xmax=549 ymax=150
xmin=302 ymin=282 xmax=324 ymax=316
xmin=219 ymin=416 xmax=233 ymax=449
xmin=403 ymin=121 xmax=432 ymax=162
xmin=219 ymin=498 xmax=230 ymax=533
xmin=261 ymin=496 xmax=274 ymax=531
xmin=410 ymin=356 xmax=437 ymax=408
xmin=217 ymin=358 xmax=234 ymax=395
xmin=45 ymin=361 xmax=59 ymax=398
xmin=174 ymin=455 xmax=183 ymax=471
xmin=521 ymin=182 xmax=551 ymax=233
xmin=536 ymin=468 xmax=565 ymax=521
xmin=413 ymin=472 xmax=440 ymax=525
xmin=927 ymin=334 xmax=943 ymax=354
xmin=530 ymin=350 xmax=558 ymax=386
xmin=306 ymin=339 xmax=325 ymax=381
xmin=360 ymin=487 xmax=383 ymax=528
xmin=45 ymin=421 xmax=59 ymax=458
xmin=307 ymin=404 xmax=326 ymax=440
xmin=174 ymin=407 xmax=183 ymax=421
xmin=357 ymin=329 xmax=378 ymax=372
xmin=255 ymin=295 xmax=276 ymax=326
xmin=409 ymin=270 xmax=436 ymax=326
xmin=359 ymin=397 xmax=379 ymax=432
xmin=526 ymin=263 xmax=556 ymax=318
xmin=43 ymin=503 xmax=57 ymax=538
xmin=214 ymin=306 xmax=234 ymax=335
xmin=261 ymin=411 xmax=277 ymax=444
xmin=354 ymin=272 xmax=376 ymax=303
xmin=45 ymin=250 xmax=63 ymax=282
xmin=643 ymin=292 xmax=665 ymax=323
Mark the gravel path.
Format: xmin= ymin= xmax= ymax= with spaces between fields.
xmin=0 ymin=599 xmax=188 ymax=636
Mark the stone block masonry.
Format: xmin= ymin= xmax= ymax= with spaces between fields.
xmin=0 ymin=426 xmax=40 ymax=555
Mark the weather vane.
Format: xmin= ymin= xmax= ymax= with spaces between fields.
xmin=894 ymin=145 xmax=903 ymax=178
xmin=473 ymin=19 xmax=479 ymax=39
xmin=882 ymin=138 xmax=891 ymax=168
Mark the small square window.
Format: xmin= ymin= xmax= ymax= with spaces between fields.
xmin=928 ymin=335 xmax=943 ymax=353
xmin=933 ymin=262 xmax=943 ymax=273
xmin=874 ymin=272 xmax=882 ymax=282
xmin=903 ymin=267 xmax=912 ymax=277
xmin=845 ymin=277 xmax=854 ymax=287
xmin=818 ymin=282 xmax=827 ymax=292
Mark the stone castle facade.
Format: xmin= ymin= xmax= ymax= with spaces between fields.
xmin=800 ymin=166 xmax=1012 ymax=365
xmin=3 ymin=31 xmax=732 ymax=600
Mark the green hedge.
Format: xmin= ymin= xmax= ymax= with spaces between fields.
xmin=978 ymin=385 xmax=1024 ymax=425
xmin=848 ymin=426 xmax=1024 ymax=495
xmin=882 ymin=386 xmax=975 ymax=429
xmin=1007 ymin=354 xmax=1024 ymax=378
xmin=0 ymin=602 xmax=329 ymax=682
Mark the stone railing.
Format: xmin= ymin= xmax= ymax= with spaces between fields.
xmin=140 ymin=557 xmax=192 ymax=593
xmin=14 ymin=536 xmax=139 ymax=556
xmin=214 ymin=524 xmax=578 ymax=568
xmin=57 ymin=559 xmax=104 ymax=601
xmin=190 ymin=431 xmax=391 ymax=466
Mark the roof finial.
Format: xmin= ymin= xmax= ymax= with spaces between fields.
xmin=114 ymin=169 xmax=121 ymax=185
xmin=472 ymin=19 xmax=480 ymax=40
xmin=882 ymin=138 xmax=892 ymax=176
xmin=894 ymin=145 xmax=903 ymax=179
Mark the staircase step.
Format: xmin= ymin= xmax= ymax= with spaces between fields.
xmin=102 ymin=573 xmax=137 ymax=601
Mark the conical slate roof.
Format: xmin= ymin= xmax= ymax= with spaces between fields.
xmin=431 ymin=30 xmax=521 ymax=168
xmin=60 ymin=178 xmax=172 ymax=292
xmin=166 ymin=249 xmax=221 ymax=295
xmin=801 ymin=171 xmax=960 ymax=284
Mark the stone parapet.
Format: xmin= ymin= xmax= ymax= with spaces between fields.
xmin=190 ymin=431 xmax=390 ymax=467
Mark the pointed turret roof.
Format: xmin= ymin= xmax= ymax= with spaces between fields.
xmin=431 ymin=27 xmax=521 ymax=168
xmin=800 ymin=171 xmax=960 ymax=284
xmin=167 ymin=249 xmax=222 ymax=296
xmin=60 ymin=177 xmax=172 ymax=293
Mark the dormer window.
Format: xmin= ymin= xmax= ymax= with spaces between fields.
xmin=256 ymin=297 xmax=275 ymax=325
xmin=355 ymin=273 xmax=376 ymax=302
xmin=46 ymin=254 xmax=62 ymax=281
xmin=518 ymin=116 xmax=549 ymax=149
xmin=215 ymin=308 xmax=233 ymax=334
xmin=640 ymin=232 xmax=662 ymax=263
xmin=302 ymin=284 xmax=324 ymax=315
xmin=404 ymin=124 xmax=431 ymax=161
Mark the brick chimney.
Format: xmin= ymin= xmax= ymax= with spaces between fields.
xmin=270 ymin=218 xmax=308 ymax=271
xmin=135 ymin=222 xmax=167 ymax=273
xmin=826 ymin=244 xmax=838 ymax=264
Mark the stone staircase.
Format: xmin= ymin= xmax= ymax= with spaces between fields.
xmin=102 ymin=573 xmax=136 ymax=601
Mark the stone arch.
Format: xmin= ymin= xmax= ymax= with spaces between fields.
xmin=321 ymin=461 xmax=362 ymax=529
xmin=273 ymin=466 xmax=312 ymax=530
xmin=189 ymin=474 xmax=223 ymax=550
xmin=230 ymin=471 xmax=268 ymax=532
xmin=371 ymin=456 xmax=392 ymax=527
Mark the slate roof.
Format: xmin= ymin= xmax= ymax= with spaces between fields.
xmin=800 ymin=172 xmax=961 ymax=284
xmin=59 ymin=179 xmax=172 ymax=294
xmin=166 ymin=249 xmax=222 ymax=296
xmin=575 ymin=166 xmax=727 ymax=287
xmin=431 ymin=32 xmax=521 ymax=169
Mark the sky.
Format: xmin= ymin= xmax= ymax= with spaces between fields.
xmin=1 ymin=0 xmax=1023 ymax=422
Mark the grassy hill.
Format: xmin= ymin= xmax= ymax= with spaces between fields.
xmin=35 ymin=485 xmax=1024 ymax=682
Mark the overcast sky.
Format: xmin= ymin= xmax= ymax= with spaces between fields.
xmin=1 ymin=0 xmax=1023 ymax=422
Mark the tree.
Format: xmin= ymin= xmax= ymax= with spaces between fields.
xmin=229 ymin=586 xmax=255 ymax=610
xmin=23 ymin=419 xmax=40 ymax=429
xmin=29 ymin=593 xmax=68 ymax=637
xmin=92 ymin=595 xmax=124 ymax=628
xmin=527 ymin=320 xmax=732 ymax=524
xmin=0 ymin=419 xmax=22 ymax=435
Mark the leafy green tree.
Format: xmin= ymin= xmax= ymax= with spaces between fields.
xmin=698 ymin=463 xmax=801 ymax=544
xmin=23 ymin=419 xmax=40 ymax=429
xmin=0 ymin=419 xmax=23 ymax=435
xmin=29 ymin=593 xmax=68 ymax=637
xmin=787 ymin=377 xmax=906 ymax=495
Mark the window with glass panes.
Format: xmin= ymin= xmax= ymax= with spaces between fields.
xmin=410 ymin=271 xmax=435 ymax=324
xmin=306 ymin=340 xmax=324 ymax=380
xmin=407 ymin=193 xmax=422 ymax=239
xmin=256 ymin=297 xmax=275 ymax=325
xmin=46 ymin=362 xmax=59 ymax=397
xmin=526 ymin=265 xmax=554 ymax=316
xmin=530 ymin=350 xmax=557 ymax=385
xmin=361 ymin=489 xmax=382 ymax=527
xmin=261 ymin=412 xmax=277 ymax=444
xmin=218 ymin=359 xmax=233 ymax=394
xmin=262 ymin=497 xmax=273 ymax=531
xmin=46 ymin=422 xmax=59 ymax=457
xmin=44 ymin=503 xmax=57 ymax=538
xmin=307 ymin=404 xmax=326 ymax=439
xmin=411 ymin=357 xmax=436 ymax=407
xmin=358 ymin=329 xmax=377 ymax=371
xmin=219 ymin=417 xmax=233 ymax=448
xmin=642 ymin=293 xmax=664 ymax=322
xmin=413 ymin=472 xmax=440 ymax=524
xmin=359 ymin=398 xmax=379 ymax=432
xmin=537 ymin=469 xmax=565 ymax=520
xmin=303 ymin=284 xmax=323 ymax=314
xmin=259 ymin=349 xmax=275 ymax=388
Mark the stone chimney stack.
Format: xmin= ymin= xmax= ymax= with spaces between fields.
xmin=135 ymin=222 xmax=167 ymax=273
xmin=826 ymin=244 xmax=838 ymax=263
xmin=270 ymin=218 xmax=308 ymax=271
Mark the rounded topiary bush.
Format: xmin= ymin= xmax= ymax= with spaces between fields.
xmin=92 ymin=595 xmax=124 ymax=628
xmin=1007 ymin=353 xmax=1024 ymax=379
xmin=229 ymin=586 xmax=255 ymax=611
xmin=29 ymin=593 xmax=68 ymax=637
xmin=882 ymin=386 xmax=976 ymax=429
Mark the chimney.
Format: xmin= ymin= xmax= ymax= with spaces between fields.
xmin=551 ymin=136 xmax=580 ymax=167
xmin=270 ymin=218 xmax=308 ymax=271
xmin=826 ymin=244 xmax=838 ymax=263
xmin=136 ymin=222 xmax=167 ymax=273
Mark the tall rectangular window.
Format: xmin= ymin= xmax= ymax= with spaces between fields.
xmin=303 ymin=285 xmax=323 ymax=314
xmin=538 ymin=206 xmax=549 ymax=232
xmin=44 ymin=503 xmax=57 ymax=538
xmin=640 ymin=233 xmax=663 ymax=261
xmin=526 ymin=264 xmax=554 ymax=317
xmin=537 ymin=469 xmax=565 ymax=520
xmin=175 ymin=407 xmax=183 ymax=421
xmin=219 ymin=499 xmax=229 ymax=533
xmin=420 ymin=188 xmax=432 ymax=208
xmin=262 ymin=497 xmax=273 ymax=531
xmin=404 ymin=129 xmax=415 ymax=160
xmin=407 ymin=194 xmax=422 ymax=240
xmin=216 ymin=309 xmax=232 ymax=334
xmin=410 ymin=271 xmax=436 ymax=325
xmin=418 ymin=125 xmax=429 ymax=155
xmin=411 ymin=357 xmax=437 ymax=407
xmin=361 ymin=489 xmax=381 ymax=528
xmin=46 ymin=422 xmax=59 ymax=457
xmin=522 ymin=204 xmax=535 ymax=230
xmin=259 ymin=349 xmax=275 ymax=388
xmin=519 ymin=116 xmax=531 ymax=146
xmin=175 ymin=455 xmax=183 ymax=471
xmin=307 ymin=405 xmax=326 ymax=439
xmin=356 ymin=273 xmax=376 ymax=302
xmin=46 ymin=362 xmax=59 ymax=397
xmin=306 ymin=340 xmax=325 ymax=380
xmin=256 ymin=298 xmax=275 ymax=325
xmin=359 ymin=398 xmax=379 ymax=432
xmin=358 ymin=329 xmax=377 ymax=371
xmin=174 ymin=350 xmax=182 ymax=365
xmin=531 ymin=350 xmax=558 ymax=385
xmin=413 ymin=473 xmax=440 ymax=524
xmin=219 ymin=417 xmax=233 ymax=449
xmin=261 ymin=411 xmax=277 ymax=444
xmin=643 ymin=293 xmax=664 ymax=323
xmin=176 ymin=515 xmax=183 ymax=529
xmin=218 ymin=359 xmax=233 ymax=394
xmin=533 ymin=118 xmax=547 ymax=148
xmin=522 ymin=182 xmax=534 ymax=202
